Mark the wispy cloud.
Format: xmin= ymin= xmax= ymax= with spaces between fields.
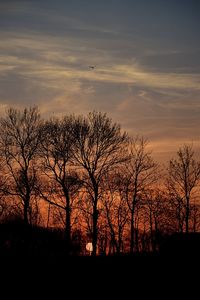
xmin=0 ymin=0 xmax=200 ymax=163
xmin=1 ymin=32 xmax=199 ymax=93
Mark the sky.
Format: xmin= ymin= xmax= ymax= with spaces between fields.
xmin=0 ymin=0 xmax=200 ymax=161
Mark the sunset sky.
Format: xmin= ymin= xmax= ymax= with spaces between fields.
xmin=0 ymin=0 xmax=200 ymax=161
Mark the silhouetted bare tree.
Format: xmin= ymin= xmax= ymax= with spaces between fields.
xmin=167 ymin=191 xmax=185 ymax=233
xmin=167 ymin=145 xmax=200 ymax=233
xmin=143 ymin=189 xmax=169 ymax=251
xmin=0 ymin=158 xmax=8 ymax=221
xmin=190 ymin=203 xmax=200 ymax=232
xmin=73 ymin=111 xmax=128 ymax=255
xmin=39 ymin=116 xmax=82 ymax=252
xmin=123 ymin=137 xmax=157 ymax=253
xmin=102 ymin=172 xmax=129 ymax=254
xmin=0 ymin=107 xmax=42 ymax=225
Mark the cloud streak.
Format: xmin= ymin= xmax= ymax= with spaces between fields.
xmin=1 ymin=32 xmax=199 ymax=93
xmin=0 ymin=0 xmax=200 ymax=162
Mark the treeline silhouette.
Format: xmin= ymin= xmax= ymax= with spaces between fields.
xmin=0 ymin=106 xmax=200 ymax=257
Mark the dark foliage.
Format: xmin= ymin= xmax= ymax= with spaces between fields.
xmin=159 ymin=232 xmax=200 ymax=258
xmin=0 ymin=219 xmax=69 ymax=257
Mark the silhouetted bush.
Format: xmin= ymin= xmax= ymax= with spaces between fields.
xmin=159 ymin=232 xmax=200 ymax=258
xmin=0 ymin=219 xmax=71 ymax=256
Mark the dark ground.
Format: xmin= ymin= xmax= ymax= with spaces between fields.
xmin=0 ymin=221 xmax=199 ymax=297
xmin=0 ymin=253 xmax=198 ymax=300
xmin=1 ymin=253 xmax=199 ymax=297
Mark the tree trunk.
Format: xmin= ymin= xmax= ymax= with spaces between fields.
xmin=178 ymin=201 xmax=183 ymax=233
xmin=149 ymin=209 xmax=154 ymax=251
xmin=65 ymin=191 xmax=71 ymax=254
xmin=130 ymin=210 xmax=134 ymax=253
xmin=118 ymin=229 xmax=122 ymax=254
xmin=24 ymin=199 xmax=29 ymax=225
xmin=185 ymin=196 xmax=190 ymax=234
xmin=92 ymin=203 xmax=98 ymax=256
xmin=47 ymin=203 xmax=51 ymax=229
